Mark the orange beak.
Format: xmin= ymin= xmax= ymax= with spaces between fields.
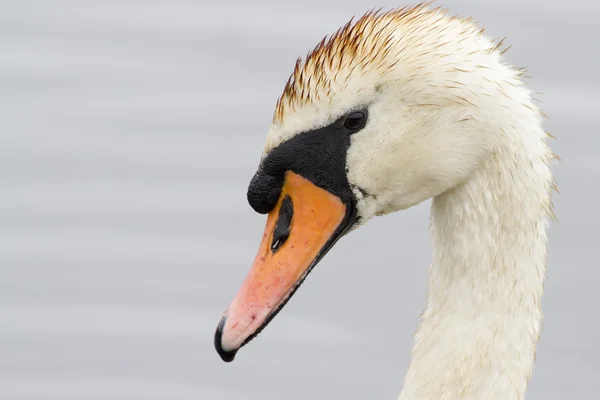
xmin=215 ymin=171 xmax=349 ymax=361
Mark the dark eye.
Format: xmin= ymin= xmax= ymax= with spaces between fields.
xmin=343 ymin=110 xmax=367 ymax=132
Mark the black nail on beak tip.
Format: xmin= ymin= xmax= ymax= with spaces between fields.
xmin=214 ymin=317 xmax=237 ymax=363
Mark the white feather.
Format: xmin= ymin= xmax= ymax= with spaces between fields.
xmin=265 ymin=6 xmax=555 ymax=399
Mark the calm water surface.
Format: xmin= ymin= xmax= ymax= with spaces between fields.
xmin=1 ymin=1 xmax=598 ymax=399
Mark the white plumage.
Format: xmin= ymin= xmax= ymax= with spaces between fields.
xmin=264 ymin=5 xmax=556 ymax=399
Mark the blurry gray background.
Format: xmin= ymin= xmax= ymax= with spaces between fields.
xmin=1 ymin=0 xmax=598 ymax=399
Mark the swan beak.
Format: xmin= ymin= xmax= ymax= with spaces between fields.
xmin=215 ymin=171 xmax=347 ymax=362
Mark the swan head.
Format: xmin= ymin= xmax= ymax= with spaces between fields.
xmin=215 ymin=5 xmax=524 ymax=361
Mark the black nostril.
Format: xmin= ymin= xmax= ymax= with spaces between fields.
xmin=214 ymin=317 xmax=237 ymax=363
xmin=271 ymin=195 xmax=293 ymax=253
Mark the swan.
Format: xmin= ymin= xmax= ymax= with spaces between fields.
xmin=214 ymin=4 xmax=556 ymax=399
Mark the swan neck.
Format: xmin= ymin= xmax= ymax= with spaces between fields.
xmin=400 ymin=127 xmax=553 ymax=399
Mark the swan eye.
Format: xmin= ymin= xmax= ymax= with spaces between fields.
xmin=343 ymin=110 xmax=367 ymax=132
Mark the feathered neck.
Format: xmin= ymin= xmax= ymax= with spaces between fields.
xmin=398 ymin=90 xmax=555 ymax=399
